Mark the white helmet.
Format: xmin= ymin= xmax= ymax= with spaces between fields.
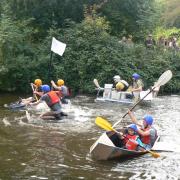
xmin=113 ymin=75 xmax=121 ymax=82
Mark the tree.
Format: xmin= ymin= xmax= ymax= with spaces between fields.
xmin=99 ymin=0 xmax=162 ymax=40
xmin=162 ymin=0 xmax=180 ymax=28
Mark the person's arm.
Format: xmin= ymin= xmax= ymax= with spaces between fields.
xmin=118 ymin=132 xmax=125 ymax=139
xmin=132 ymin=86 xmax=142 ymax=92
xmin=136 ymin=137 xmax=145 ymax=147
xmin=132 ymin=80 xmax=143 ymax=92
xmin=30 ymin=83 xmax=37 ymax=89
xmin=128 ymin=110 xmax=142 ymax=127
xmin=29 ymin=99 xmax=41 ymax=106
xmin=51 ymin=80 xmax=61 ymax=90
xmin=34 ymin=90 xmax=43 ymax=97
xmin=136 ymin=137 xmax=146 ymax=151
xmin=137 ymin=128 xmax=150 ymax=137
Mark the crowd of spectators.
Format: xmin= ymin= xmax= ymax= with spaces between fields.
xmin=119 ymin=34 xmax=179 ymax=51
xmin=119 ymin=35 xmax=134 ymax=47
xmin=157 ymin=36 xmax=180 ymax=50
xmin=145 ymin=34 xmax=179 ymax=51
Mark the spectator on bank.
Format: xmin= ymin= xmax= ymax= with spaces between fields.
xmin=119 ymin=36 xmax=127 ymax=44
xmin=164 ymin=38 xmax=169 ymax=48
xmin=145 ymin=34 xmax=156 ymax=48
xmin=158 ymin=36 xmax=165 ymax=47
xmin=172 ymin=37 xmax=179 ymax=51
xmin=126 ymin=35 xmax=134 ymax=47
xmin=168 ymin=37 xmax=173 ymax=49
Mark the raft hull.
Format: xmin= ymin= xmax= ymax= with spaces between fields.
xmin=91 ymin=142 xmax=146 ymax=160
xmin=95 ymin=89 xmax=153 ymax=105
xmin=90 ymin=131 xmax=157 ymax=161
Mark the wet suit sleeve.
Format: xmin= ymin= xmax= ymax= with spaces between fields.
xmin=136 ymin=137 xmax=145 ymax=148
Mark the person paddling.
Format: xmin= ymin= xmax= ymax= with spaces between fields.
xmin=131 ymin=73 xmax=144 ymax=92
xmin=16 ymin=79 xmax=43 ymax=106
xmin=113 ymin=75 xmax=129 ymax=91
xmin=51 ymin=79 xmax=70 ymax=104
xmin=131 ymin=73 xmax=144 ymax=100
xmin=120 ymin=124 xmax=145 ymax=151
xmin=31 ymin=79 xmax=44 ymax=98
xmin=128 ymin=110 xmax=158 ymax=150
xmin=30 ymin=85 xmax=63 ymax=120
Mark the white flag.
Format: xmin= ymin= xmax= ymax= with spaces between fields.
xmin=51 ymin=37 xmax=66 ymax=56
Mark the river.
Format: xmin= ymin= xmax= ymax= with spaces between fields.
xmin=0 ymin=93 xmax=180 ymax=179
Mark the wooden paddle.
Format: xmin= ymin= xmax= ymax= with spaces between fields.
xmin=93 ymin=79 xmax=104 ymax=90
xmin=112 ymin=70 xmax=173 ymax=128
xmin=95 ymin=117 xmax=160 ymax=158
xmin=93 ymin=79 xmax=105 ymax=97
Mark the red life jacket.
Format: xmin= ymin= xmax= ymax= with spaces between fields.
xmin=47 ymin=91 xmax=60 ymax=106
xmin=124 ymin=134 xmax=139 ymax=150
xmin=141 ymin=127 xmax=150 ymax=144
xmin=56 ymin=90 xmax=63 ymax=98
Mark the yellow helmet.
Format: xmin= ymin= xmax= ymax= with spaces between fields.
xmin=116 ymin=82 xmax=124 ymax=91
xmin=34 ymin=79 xmax=42 ymax=87
xmin=57 ymin=79 xmax=64 ymax=86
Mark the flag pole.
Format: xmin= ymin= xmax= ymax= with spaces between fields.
xmin=48 ymin=51 xmax=53 ymax=82
xmin=49 ymin=37 xmax=66 ymax=84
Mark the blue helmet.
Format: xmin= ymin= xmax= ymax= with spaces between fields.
xmin=41 ymin=85 xmax=50 ymax=93
xmin=128 ymin=124 xmax=138 ymax=132
xmin=143 ymin=115 xmax=153 ymax=125
xmin=132 ymin=73 xmax=140 ymax=80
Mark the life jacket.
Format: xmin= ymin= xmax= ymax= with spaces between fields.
xmin=141 ymin=127 xmax=157 ymax=146
xmin=124 ymin=134 xmax=139 ymax=150
xmin=47 ymin=91 xmax=60 ymax=106
xmin=120 ymin=80 xmax=129 ymax=91
xmin=132 ymin=79 xmax=144 ymax=90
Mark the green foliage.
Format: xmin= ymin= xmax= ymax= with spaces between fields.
xmin=99 ymin=0 xmax=162 ymax=40
xmin=161 ymin=0 xmax=180 ymax=28
xmin=40 ymin=16 xmax=180 ymax=94
xmin=0 ymin=2 xmax=44 ymax=91
xmin=154 ymin=27 xmax=180 ymax=44
xmin=0 ymin=0 xmax=180 ymax=95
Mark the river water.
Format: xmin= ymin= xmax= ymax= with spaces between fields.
xmin=0 ymin=93 xmax=180 ymax=180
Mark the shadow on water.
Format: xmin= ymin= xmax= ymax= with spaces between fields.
xmin=0 ymin=93 xmax=180 ymax=179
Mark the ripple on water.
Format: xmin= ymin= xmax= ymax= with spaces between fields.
xmin=1 ymin=95 xmax=180 ymax=179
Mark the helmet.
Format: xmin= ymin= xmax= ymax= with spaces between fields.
xmin=113 ymin=75 xmax=121 ymax=83
xmin=113 ymin=75 xmax=121 ymax=80
xmin=143 ymin=115 xmax=153 ymax=125
xmin=34 ymin=79 xmax=42 ymax=87
xmin=128 ymin=124 xmax=138 ymax=132
xmin=57 ymin=79 xmax=64 ymax=86
xmin=132 ymin=73 xmax=140 ymax=80
xmin=116 ymin=82 xmax=124 ymax=91
xmin=41 ymin=85 xmax=50 ymax=93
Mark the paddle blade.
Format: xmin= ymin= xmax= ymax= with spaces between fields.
xmin=155 ymin=70 xmax=172 ymax=87
xmin=95 ymin=117 xmax=114 ymax=131
xmin=93 ymin=79 xmax=101 ymax=89
xmin=148 ymin=150 xmax=160 ymax=158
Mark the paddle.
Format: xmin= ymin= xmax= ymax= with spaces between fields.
xmin=94 ymin=79 xmax=100 ymax=89
xmin=30 ymin=83 xmax=38 ymax=101
xmin=93 ymin=79 xmax=104 ymax=90
xmin=93 ymin=79 xmax=105 ymax=97
xmin=95 ymin=117 xmax=160 ymax=158
xmin=112 ymin=70 xmax=172 ymax=128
